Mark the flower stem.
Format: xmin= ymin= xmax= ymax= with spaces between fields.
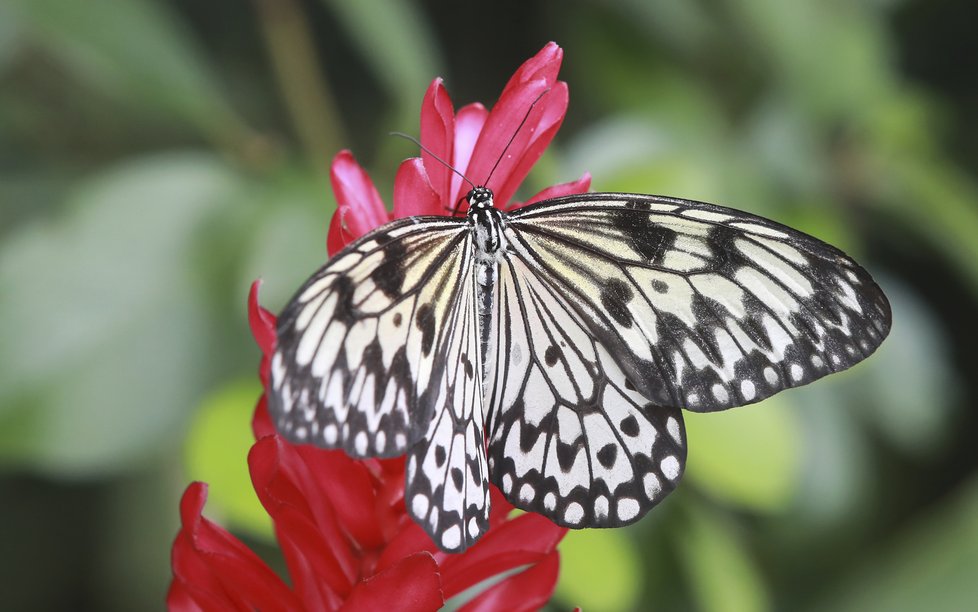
xmin=253 ymin=0 xmax=346 ymax=166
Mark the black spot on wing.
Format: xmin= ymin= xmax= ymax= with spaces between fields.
xmin=600 ymin=278 xmax=634 ymax=328
xmin=611 ymin=209 xmax=677 ymax=264
xmin=619 ymin=415 xmax=640 ymax=437
xmin=416 ymin=303 xmax=436 ymax=356
xmin=556 ymin=441 xmax=579 ymax=473
xmin=369 ymin=233 xmax=407 ymax=298
xmin=596 ymin=443 xmax=617 ymax=469
xmin=544 ymin=345 xmax=560 ymax=367
xmin=451 ymin=467 xmax=464 ymax=491
xmin=330 ymin=275 xmax=357 ymax=324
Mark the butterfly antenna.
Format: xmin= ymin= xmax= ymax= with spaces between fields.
xmin=484 ymin=87 xmax=550 ymax=189
xmin=389 ymin=131 xmax=475 ymax=191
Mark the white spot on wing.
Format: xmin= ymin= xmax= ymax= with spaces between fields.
xmin=661 ymin=456 xmax=680 ymax=480
xmin=564 ymin=502 xmax=584 ymax=525
xmin=617 ymin=497 xmax=640 ymax=521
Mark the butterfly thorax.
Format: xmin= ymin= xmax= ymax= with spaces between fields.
xmin=466 ymin=187 xmax=508 ymax=260
xmin=465 ymin=187 xmax=508 ymax=374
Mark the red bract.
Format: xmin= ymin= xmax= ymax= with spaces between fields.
xmin=169 ymin=42 xmax=583 ymax=611
xmin=167 ymin=284 xmax=566 ymax=611
xmin=327 ymin=41 xmax=590 ymax=255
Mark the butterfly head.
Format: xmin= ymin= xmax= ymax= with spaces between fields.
xmin=465 ymin=187 xmax=495 ymax=213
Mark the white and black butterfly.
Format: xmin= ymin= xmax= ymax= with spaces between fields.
xmin=268 ymin=186 xmax=890 ymax=552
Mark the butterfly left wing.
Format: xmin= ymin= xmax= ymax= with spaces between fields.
xmin=484 ymin=250 xmax=686 ymax=528
xmin=270 ymin=216 xmax=490 ymax=553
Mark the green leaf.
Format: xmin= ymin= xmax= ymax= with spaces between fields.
xmin=556 ymin=528 xmax=642 ymax=611
xmin=854 ymin=277 xmax=955 ymax=455
xmin=684 ymin=398 xmax=802 ymax=512
xmin=321 ymin=0 xmax=440 ymax=113
xmin=812 ymin=476 xmax=978 ymax=612
xmin=184 ymin=379 xmax=271 ymax=537
xmin=675 ymin=503 xmax=770 ymax=612
xmin=0 ymin=152 xmax=244 ymax=476
xmin=8 ymin=0 xmax=249 ymax=144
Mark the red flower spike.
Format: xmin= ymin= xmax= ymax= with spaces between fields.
xmin=342 ymin=552 xmax=443 ymax=612
xmin=438 ymin=512 xmax=566 ymax=599
xmin=168 ymin=483 xmax=302 ymax=612
xmin=419 ymin=78 xmax=456 ymax=208
xmin=522 ymin=172 xmax=592 ymax=207
xmin=448 ymin=102 xmax=489 ymax=206
xmin=392 ymin=157 xmax=441 ymax=219
xmin=171 ymin=42 xmax=582 ymax=611
xmin=252 ymin=395 xmax=276 ymax=440
xmin=247 ymin=280 xmax=276 ymax=356
xmin=459 ymin=551 xmax=561 ymax=612
xmin=328 ymin=151 xmax=389 ymax=254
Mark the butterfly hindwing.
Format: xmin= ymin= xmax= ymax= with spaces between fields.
xmin=485 ymin=249 xmax=686 ymax=528
xmin=405 ymin=244 xmax=490 ymax=552
xmin=509 ymin=193 xmax=891 ymax=413
xmin=269 ymin=217 xmax=471 ymax=457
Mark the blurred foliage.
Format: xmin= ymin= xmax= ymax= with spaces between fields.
xmin=1 ymin=0 xmax=976 ymax=610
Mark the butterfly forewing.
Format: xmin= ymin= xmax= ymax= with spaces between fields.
xmin=269 ymin=216 xmax=470 ymax=457
xmin=485 ymin=248 xmax=686 ymax=528
xmin=509 ymin=193 xmax=891 ymax=413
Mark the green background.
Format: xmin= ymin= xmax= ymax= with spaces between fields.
xmin=1 ymin=0 xmax=977 ymax=610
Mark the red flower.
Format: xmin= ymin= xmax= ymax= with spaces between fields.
xmin=327 ymin=41 xmax=590 ymax=255
xmin=169 ymin=42 xmax=585 ymax=610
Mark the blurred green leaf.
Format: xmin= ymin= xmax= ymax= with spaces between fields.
xmin=789 ymin=385 xmax=874 ymax=527
xmin=725 ymin=0 xmax=891 ymax=120
xmin=556 ymin=528 xmax=642 ymax=611
xmin=185 ymin=379 xmax=270 ymax=537
xmin=812 ymin=476 xmax=978 ymax=612
xmin=854 ymin=277 xmax=955 ymax=455
xmin=0 ymin=152 xmax=245 ymax=476
xmin=684 ymin=399 xmax=802 ymax=512
xmin=0 ymin=2 xmax=21 ymax=72
xmin=675 ymin=503 xmax=770 ymax=612
xmin=8 ymin=0 xmax=250 ymax=146
xmin=321 ymin=0 xmax=440 ymax=114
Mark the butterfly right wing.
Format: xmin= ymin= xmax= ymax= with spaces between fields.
xmin=269 ymin=216 xmax=470 ymax=459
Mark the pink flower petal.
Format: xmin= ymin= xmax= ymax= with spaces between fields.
xmin=419 ymin=78 xmax=456 ymax=206
xmin=393 ymin=158 xmax=442 ymax=218
xmin=464 ymin=78 xmax=550 ymax=197
xmin=438 ymin=512 xmax=566 ymax=599
xmin=449 ymin=102 xmax=489 ymax=207
xmin=247 ymin=280 xmax=277 ymax=357
xmin=329 ymin=151 xmax=390 ymax=254
xmin=458 ymin=551 xmax=560 ymax=612
xmin=488 ymin=484 xmax=515 ymax=529
xmin=493 ymin=81 xmax=569 ymax=207
xmin=514 ymin=172 xmax=591 ymax=209
xmin=251 ymin=396 xmax=276 ymax=440
xmin=168 ymin=483 xmax=301 ymax=612
xmin=296 ymin=445 xmax=387 ymax=549
xmin=374 ymin=521 xmax=439 ymax=574
xmin=249 ymin=437 xmax=356 ymax=606
xmin=343 ymin=552 xmax=444 ymax=612
xmin=463 ymin=43 xmax=564 ymax=203
xmin=499 ymin=42 xmax=563 ymax=98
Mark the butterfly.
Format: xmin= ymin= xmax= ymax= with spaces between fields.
xmin=267 ymin=185 xmax=890 ymax=552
